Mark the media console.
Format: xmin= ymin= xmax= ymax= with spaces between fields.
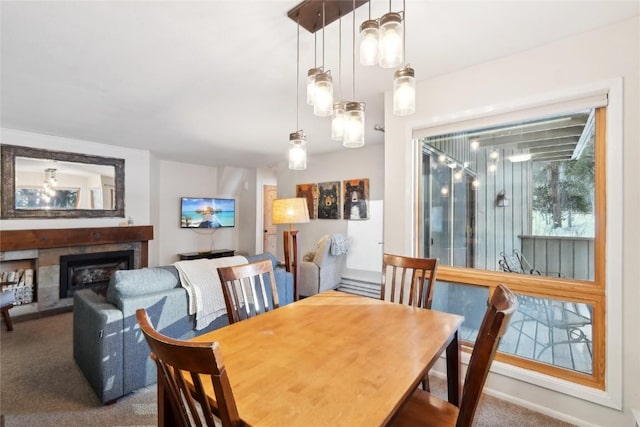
xmin=177 ymin=249 xmax=235 ymax=261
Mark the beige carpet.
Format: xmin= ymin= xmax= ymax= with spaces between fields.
xmin=0 ymin=311 xmax=573 ymax=426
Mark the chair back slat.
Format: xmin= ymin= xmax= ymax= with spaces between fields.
xmin=217 ymin=259 xmax=280 ymax=324
xmin=136 ymin=309 xmax=241 ymax=427
xmin=381 ymin=254 xmax=439 ymax=308
xmin=456 ymin=284 xmax=518 ymax=427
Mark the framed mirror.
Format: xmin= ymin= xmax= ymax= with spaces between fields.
xmin=1 ymin=144 xmax=125 ymax=218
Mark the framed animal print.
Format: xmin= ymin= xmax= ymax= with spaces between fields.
xmin=343 ymin=178 xmax=369 ymax=220
xmin=317 ymin=181 xmax=341 ymax=220
xmin=296 ymin=183 xmax=318 ymax=219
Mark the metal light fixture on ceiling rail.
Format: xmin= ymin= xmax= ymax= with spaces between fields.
xmin=287 ymin=0 xmax=369 ymax=148
xmin=289 ymin=17 xmax=307 ymax=170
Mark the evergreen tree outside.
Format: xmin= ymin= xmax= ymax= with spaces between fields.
xmin=531 ymin=135 xmax=595 ymax=237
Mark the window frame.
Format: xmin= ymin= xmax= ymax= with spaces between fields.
xmin=411 ymin=80 xmax=623 ymax=409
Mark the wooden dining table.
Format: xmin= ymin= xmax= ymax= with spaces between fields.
xmin=160 ymin=290 xmax=464 ymax=426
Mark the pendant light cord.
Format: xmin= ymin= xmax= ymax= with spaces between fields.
xmin=296 ymin=17 xmax=300 ymax=130
xmin=403 ymin=0 xmax=406 ymax=67
xmin=352 ymin=0 xmax=356 ymax=100
xmin=339 ymin=15 xmax=342 ymax=99
xmin=322 ymin=1 xmax=326 ymax=69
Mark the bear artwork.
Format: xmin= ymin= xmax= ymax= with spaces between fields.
xmin=317 ymin=182 xmax=340 ymax=219
xmin=343 ymin=178 xmax=369 ymax=220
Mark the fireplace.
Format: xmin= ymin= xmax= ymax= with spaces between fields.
xmin=59 ymin=250 xmax=134 ymax=298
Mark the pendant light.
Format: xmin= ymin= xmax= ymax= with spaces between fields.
xmin=331 ymin=101 xmax=346 ymax=141
xmin=289 ymin=131 xmax=307 ymax=170
xmin=313 ymin=2 xmax=333 ymax=117
xmin=307 ymin=67 xmax=321 ymax=106
xmin=332 ymin=16 xmax=345 ymax=141
xmin=343 ymin=102 xmax=365 ymax=147
xmin=359 ymin=2 xmax=378 ymax=66
xmin=393 ymin=0 xmax=415 ymax=116
xmin=289 ymin=18 xmax=307 ymax=170
xmin=307 ymin=32 xmax=320 ymax=106
xmin=344 ymin=0 xmax=365 ymax=148
xmin=314 ymin=71 xmax=333 ymax=117
xmin=393 ymin=66 xmax=415 ymax=115
xmin=378 ymin=0 xmax=403 ymax=69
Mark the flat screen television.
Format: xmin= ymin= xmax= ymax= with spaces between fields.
xmin=180 ymin=197 xmax=236 ymax=228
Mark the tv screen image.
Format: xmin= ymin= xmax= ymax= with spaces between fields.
xmin=180 ymin=197 xmax=236 ymax=228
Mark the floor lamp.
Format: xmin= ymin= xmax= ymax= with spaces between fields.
xmin=272 ymin=198 xmax=310 ymax=301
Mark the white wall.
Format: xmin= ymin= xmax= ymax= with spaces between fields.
xmin=276 ymin=143 xmax=384 ymax=260
xmin=0 ymin=128 xmax=151 ymax=230
xmin=0 ymin=130 xmax=266 ymax=267
xmin=385 ymin=16 xmax=639 ymax=426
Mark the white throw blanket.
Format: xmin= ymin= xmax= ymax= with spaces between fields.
xmin=330 ymin=234 xmax=349 ymax=256
xmin=174 ymin=255 xmax=247 ymax=330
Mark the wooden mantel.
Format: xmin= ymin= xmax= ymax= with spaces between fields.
xmin=0 ymin=226 xmax=154 ymax=266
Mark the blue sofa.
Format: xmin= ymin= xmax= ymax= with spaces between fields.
xmin=73 ymin=252 xmax=292 ymax=404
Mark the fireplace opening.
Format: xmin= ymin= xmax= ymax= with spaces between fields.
xmin=60 ymin=250 xmax=134 ymax=298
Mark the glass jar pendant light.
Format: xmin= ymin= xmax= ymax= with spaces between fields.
xmin=331 ymin=101 xmax=346 ymax=141
xmin=289 ymin=17 xmax=307 ymax=170
xmin=307 ymin=67 xmax=322 ymax=106
xmin=393 ymin=66 xmax=415 ymax=115
xmin=359 ymin=20 xmax=378 ymax=66
xmin=289 ymin=131 xmax=307 ymax=170
xmin=313 ymin=70 xmax=333 ymax=117
xmin=343 ymin=102 xmax=365 ymax=148
xmin=312 ymin=1 xmax=333 ymax=117
xmin=378 ymin=12 xmax=403 ymax=68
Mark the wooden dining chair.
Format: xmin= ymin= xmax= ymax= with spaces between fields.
xmin=381 ymin=254 xmax=439 ymax=390
xmin=381 ymin=253 xmax=439 ymax=309
xmin=216 ymin=259 xmax=280 ymax=324
xmin=391 ymin=284 xmax=518 ymax=427
xmin=136 ymin=308 xmax=242 ymax=427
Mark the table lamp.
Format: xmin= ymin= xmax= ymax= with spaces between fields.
xmin=272 ymin=198 xmax=310 ymax=301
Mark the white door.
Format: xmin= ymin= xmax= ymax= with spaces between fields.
xmin=347 ymin=200 xmax=383 ymax=273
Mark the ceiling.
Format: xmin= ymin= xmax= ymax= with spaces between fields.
xmin=1 ymin=1 xmax=638 ymax=169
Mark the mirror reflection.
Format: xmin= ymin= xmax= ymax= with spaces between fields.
xmin=15 ymin=157 xmax=117 ymax=210
xmin=1 ymin=144 xmax=125 ymax=219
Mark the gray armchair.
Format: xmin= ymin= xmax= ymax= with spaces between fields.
xmin=299 ymin=234 xmax=348 ymax=297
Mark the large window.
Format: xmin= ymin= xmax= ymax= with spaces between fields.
xmin=418 ymin=107 xmax=606 ymax=388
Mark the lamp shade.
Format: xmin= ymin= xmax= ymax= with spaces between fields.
xmin=272 ymin=198 xmax=310 ymax=225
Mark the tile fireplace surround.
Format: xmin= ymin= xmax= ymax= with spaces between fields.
xmin=0 ymin=226 xmax=153 ymax=318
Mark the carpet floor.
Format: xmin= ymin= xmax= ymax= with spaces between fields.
xmin=0 ymin=311 xmax=574 ymax=426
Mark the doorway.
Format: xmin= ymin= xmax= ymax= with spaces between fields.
xmin=422 ymin=151 xmax=476 ymax=267
xmin=263 ymin=185 xmax=277 ymax=255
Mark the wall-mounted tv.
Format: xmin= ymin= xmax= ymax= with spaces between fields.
xmin=180 ymin=197 xmax=236 ymax=228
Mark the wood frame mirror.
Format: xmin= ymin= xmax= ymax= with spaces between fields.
xmin=1 ymin=144 xmax=125 ymax=219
